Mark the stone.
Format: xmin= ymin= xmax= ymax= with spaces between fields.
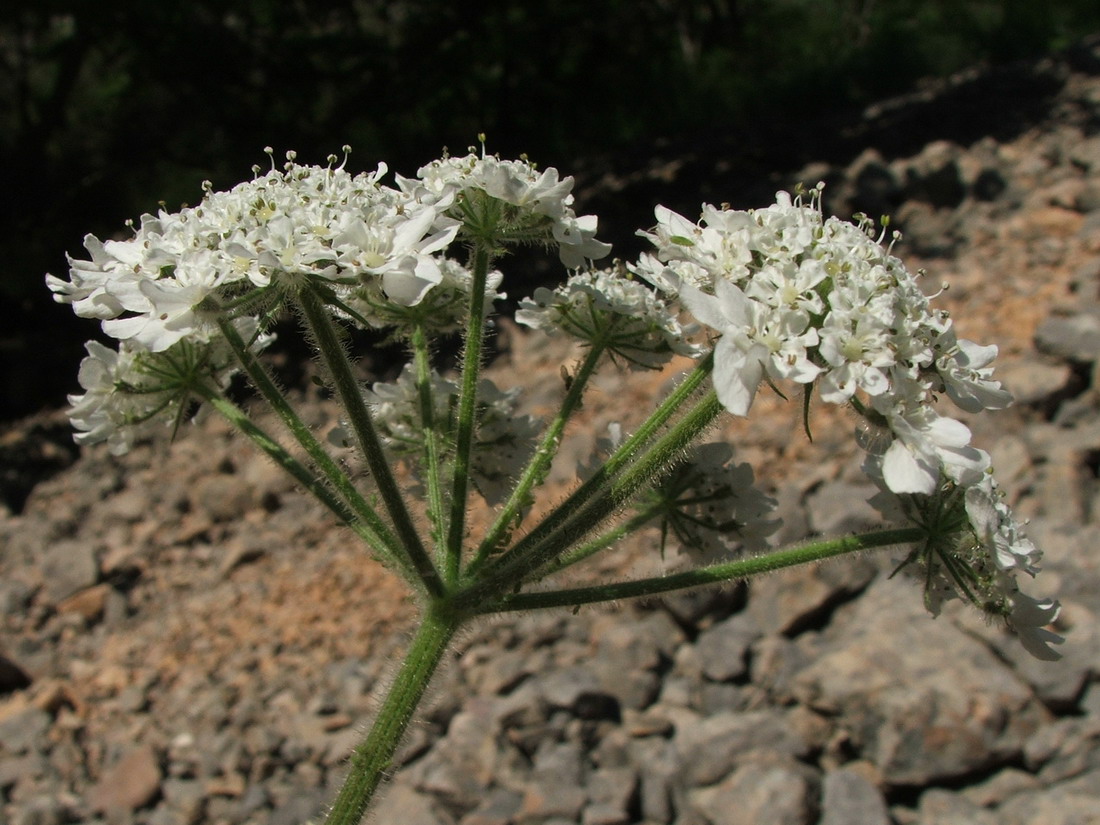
xmin=371 ymin=781 xmax=451 ymax=825
xmin=0 ymin=706 xmax=50 ymax=755
xmin=995 ymin=768 xmax=1100 ymax=825
xmin=39 ymin=539 xmax=98 ymax=604
xmin=1035 ymin=313 xmax=1100 ymax=363
xmin=56 ymin=583 xmax=111 ymax=623
xmin=819 ymin=768 xmax=890 ymax=825
xmin=687 ymin=761 xmax=817 ymax=825
xmin=790 ymin=577 xmax=1046 ymax=786
xmin=915 ymin=789 xmax=998 ymax=825
xmin=692 ymin=612 xmax=759 ymax=683
xmin=674 ymin=709 xmax=809 ymax=787
xmin=745 ymin=555 xmax=877 ymax=638
xmin=11 ymin=797 xmax=66 ymax=825
xmin=460 ymin=786 xmax=522 ymax=825
xmin=87 ymin=745 xmax=162 ymax=813
xmin=804 ymin=481 xmax=881 ymax=535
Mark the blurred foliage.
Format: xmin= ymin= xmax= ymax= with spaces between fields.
xmin=2 ymin=0 xmax=1100 ymax=417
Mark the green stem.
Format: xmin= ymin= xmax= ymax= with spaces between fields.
xmin=481 ymin=527 xmax=923 ymax=613
xmin=528 ymin=503 xmax=664 ymax=581
xmin=456 ymin=389 xmax=724 ymax=611
xmin=297 ymin=287 xmax=446 ymax=599
xmin=411 ymin=322 xmax=447 ymax=554
xmin=324 ymin=604 xmax=460 ymax=825
xmin=444 ymin=244 xmax=491 ymax=583
xmin=471 ymin=340 xmax=607 ymax=570
xmin=217 ymin=318 xmax=403 ymax=563
xmin=463 ymin=351 xmax=715 ymax=590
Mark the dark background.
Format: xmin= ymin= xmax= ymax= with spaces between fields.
xmin=5 ymin=0 xmax=1100 ymax=422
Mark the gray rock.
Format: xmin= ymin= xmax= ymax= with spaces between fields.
xmin=1035 ymin=313 xmax=1100 ymax=362
xmin=39 ymin=539 xmax=98 ymax=604
xmin=791 ymin=577 xmax=1046 ymax=786
xmin=915 ymin=789 xmax=998 ymax=825
xmin=11 ymin=797 xmax=66 ymax=825
xmin=996 ymin=768 xmax=1100 ymax=825
xmin=687 ymin=760 xmax=818 ymax=825
xmin=819 ymin=768 xmax=890 ymax=825
xmin=693 ymin=612 xmax=760 ymax=683
xmin=996 ymin=357 xmax=1074 ymax=406
xmin=804 ymin=481 xmax=881 ymax=535
xmin=959 ymin=767 xmax=1040 ymax=808
xmin=371 ymin=781 xmax=453 ymax=825
xmin=460 ymin=786 xmax=522 ymax=825
xmin=905 ymin=142 xmax=967 ymax=208
xmin=533 ymin=665 xmax=602 ymax=711
xmin=1024 ymin=716 xmax=1100 ymax=783
xmin=674 ymin=709 xmax=809 ymax=787
xmin=86 ymin=744 xmax=162 ymax=813
xmin=0 ymin=579 xmax=35 ymax=616
xmin=585 ymin=765 xmax=639 ymax=815
xmin=0 ymin=707 xmax=51 ymax=755
xmin=266 ymin=789 xmax=329 ymax=825
xmin=630 ymin=737 xmax=679 ymax=824
xmin=745 ymin=554 xmax=877 ymax=637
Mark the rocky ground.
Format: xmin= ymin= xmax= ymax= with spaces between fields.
xmin=4 ymin=38 xmax=1100 ymax=825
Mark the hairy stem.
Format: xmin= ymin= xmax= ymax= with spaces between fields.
xmin=471 ymin=339 xmax=607 ymax=570
xmin=411 ymin=322 xmax=448 ymax=555
xmin=444 ymin=244 xmax=491 ymax=583
xmin=482 ymin=527 xmax=923 ymax=612
xmin=324 ymin=604 xmax=460 ymax=825
xmin=217 ymin=318 xmax=404 ymax=566
xmin=297 ymin=287 xmax=445 ymax=598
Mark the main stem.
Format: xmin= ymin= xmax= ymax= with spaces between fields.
xmin=324 ymin=604 xmax=460 ymax=825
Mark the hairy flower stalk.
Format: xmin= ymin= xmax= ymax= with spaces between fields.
xmin=48 ymin=149 xmax=1063 ymax=825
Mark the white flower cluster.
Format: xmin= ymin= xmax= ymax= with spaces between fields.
xmin=515 ymin=267 xmax=700 ymax=368
xmin=47 ymin=151 xmax=468 ymax=348
xmin=656 ymin=443 xmax=780 ymax=563
xmin=67 ymin=319 xmax=271 ymax=454
xmin=360 ymin=366 xmax=541 ymax=505
xmin=412 ymin=152 xmax=611 ymax=267
xmin=48 ymin=149 xmax=603 ymax=454
xmin=635 ymin=187 xmax=1059 ymax=658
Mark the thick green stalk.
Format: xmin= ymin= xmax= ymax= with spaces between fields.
xmin=296 ymin=287 xmax=445 ymax=599
xmin=444 ymin=244 xmax=491 ymax=583
xmin=471 ymin=339 xmax=607 ymax=569
xmin=411 ymin=322 xmax=448 ymax=554
xmin=481 ymin=527 xmax=924 ymax=613
xmin=324 ymin=604 xmax=460 ymax=825
xmin=216 ymin=319 xmax=403 ymax=563
xmin=456 ymin=390 xmax=724 ymax=611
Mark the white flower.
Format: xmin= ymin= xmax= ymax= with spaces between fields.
xmin=65 ymin=318 xmax=270 ymax=454
xmin=516 ymin=268 xmax=700 ymax=368
xmin=413 ymin=152 xmax=611 ymax=267
xmin=875 ymin=406 xmax=989 ymax=495
xmin=1006 ymin=590 xmax=1064 ymax=661
xmin=364 ymin=367 xmax=541 ymax=505
xmin=963 ymin=471 xmax=1040 ymax=574
xmin=680 ymin=279 xmax=820 ymax=416
xmin=935 ymin=337 xmax=1014 ymax=413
